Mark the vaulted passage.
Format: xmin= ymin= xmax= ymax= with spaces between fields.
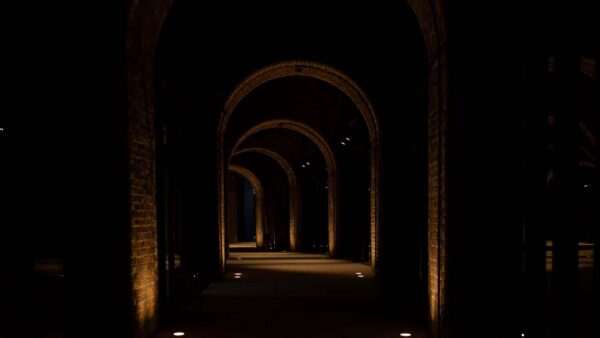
xmin=10 ymin=1 xmax=599 ymax=338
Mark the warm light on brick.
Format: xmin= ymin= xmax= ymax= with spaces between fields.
xmin=219 ymin=61 xmax=382 ymax=266
xmin=232 ymin=147 xmax=300 ymax=251
xmin=229 ymin=166 xmax=265 ymax=249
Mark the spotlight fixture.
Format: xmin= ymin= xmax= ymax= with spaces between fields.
xmin=400 ymin=334 xmax=412 ymax=337
xmin=173 ymin=332 xmax=185 ymax=336
xmin=340 ymin=141 xmax=346 ymax=146
xmin=345 ymin=137 xmax=351 ymax=141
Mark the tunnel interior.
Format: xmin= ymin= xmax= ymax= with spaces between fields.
xmin=152 ymin=0 xmax=430 ymax=331
xmin=16 ymin=1 xmax=599 ymax=338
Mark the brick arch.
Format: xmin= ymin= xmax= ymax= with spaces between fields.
xmin=228 ymin=165 xmax=266 ymax=249
xmin=218 ymin=61 xmax=381 ymax=269
xmin=125 ymin=1 xmax=174 ymax=335
xmin=127 ymin=0 xmax=445 ymax=336
xmin=225 ymin=119 xmax=339 ymax=258
xmin=233 ymin=147 xmax=301 ymax=251
xmin=220 ymin=60 xmax=379 ymax=148
xmin=405 ymin=1 xmax=447 ymax=334
xmin=229 ymin=120 xmax=338 ymax=256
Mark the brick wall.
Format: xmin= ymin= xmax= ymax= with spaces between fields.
xmin=406 ymin=0 xmax=447 ymax=336
xmin=126 ymin=0 xmax=173 ymax=336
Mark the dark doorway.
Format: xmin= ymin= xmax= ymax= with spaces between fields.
xmin=238 ymin=176 xmax=256 ymax=243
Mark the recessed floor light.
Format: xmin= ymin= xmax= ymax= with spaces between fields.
xmin=400 ymin=333 xmax=412 ymax=337
xmin=173 ymin=332 xmax=185 ymax=336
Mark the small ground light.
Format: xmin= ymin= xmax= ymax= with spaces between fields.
xmin=521 ymin=334 xmax=525 ymax=337
xmin=400 ymin=334 xmax=412 ymax=337
xmin=234 ymin=273 xmax=242 ymax=276
xmin=355 ymin=272 xmax=362 ymax=275
xmin=173 ymin=332 xmax=185 ymax=336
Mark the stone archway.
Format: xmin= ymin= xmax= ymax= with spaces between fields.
xmin=218 ymin=61 xmax=381 ymax=269
xmin=233 ymin=147 xmax=301 ymax=251
xmin=226 ymin=119 xmax=338 ymax=257
xmin=228 ymin=165 xmax=266 ymax=249
xmin=126 ymin=1 xmax=446 ymax=335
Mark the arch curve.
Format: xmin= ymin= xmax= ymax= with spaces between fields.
xmin=233 ymin=147 xmax=301 ymax=251
xmin=127 ymin=1 xmax=446 ymax=334
xmin=228 ymin=165 xmax=266 ymax=249
xmin=225 ymin=119 xmax=339 ymax=256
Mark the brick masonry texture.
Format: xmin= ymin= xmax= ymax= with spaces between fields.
xmin=124 ymin=1 xmax=447 ymax=337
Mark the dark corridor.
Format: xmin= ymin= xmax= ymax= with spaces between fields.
xmin=3 ymin=1 xmax=599 ymax=338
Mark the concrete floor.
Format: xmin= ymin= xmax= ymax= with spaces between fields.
xmin=153 ymin=247 xmax=427 ymax=337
